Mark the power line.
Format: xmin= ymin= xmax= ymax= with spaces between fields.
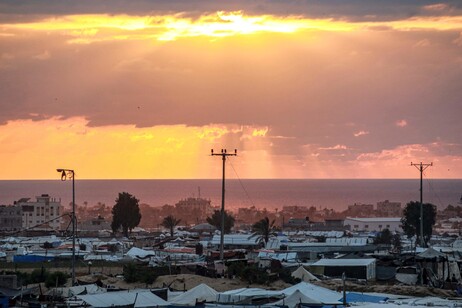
xmin=229 ymin=160 xmax=257 ymax=209
xmin=7 ymin=213 xmax=71 ymax=237
xmin=423 ymin=170 xmax=445 ymax=208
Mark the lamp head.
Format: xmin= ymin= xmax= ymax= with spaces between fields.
xmin=57 ymin=169 xmax=67 ymax=181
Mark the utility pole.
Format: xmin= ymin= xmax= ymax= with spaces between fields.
xmin=411 ymin=162 xmax=432 ymax=247
xmin=211 ymin=149 xmax=237 ymax=262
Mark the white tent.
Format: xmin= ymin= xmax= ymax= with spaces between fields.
xmin=78 ymin=290 xmax=169 ymax=307
xmin=282 ymin=282 xmax=342 ymax=305
xmin=271 ymin=290 xmax=323 ymax=306
xmin=52 ymin=284 xmax=106 ymax=298
xmin=170 ymin=283 xmax=218 ymax=305
xmin=125 ymin=247 xmax=155 ymax=259
xmin=216 ymin=288 xmax=282 ymax=304
xmin=291 ymin=266 xmax=320 ymax=282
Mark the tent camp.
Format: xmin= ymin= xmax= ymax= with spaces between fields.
xmin=215 ymin=282 xmax=342 ymax=306
xmin=291 ymin=266 xmax=320 ymax=282
xmin=78 ymin=290 xmax=169 ymax=307
xmin=170 ymin=283 xmax=218 ymax=305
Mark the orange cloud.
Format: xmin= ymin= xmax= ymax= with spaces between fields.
xmin=0 ymin=117 xmax=279 ymax=180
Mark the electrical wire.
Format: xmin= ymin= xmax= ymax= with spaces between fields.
xmin=423 ymin=170 xmax=445 ymax=208
xmin=229 ymin=159 xmax=257 ymax=208
xmin=6 ymin=213 xmax=72 ymax=236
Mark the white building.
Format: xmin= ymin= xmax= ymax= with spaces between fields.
xmin=17 ymin=194 xmax=64 ymax=231
xmin=344 ymin=217 xmax=402 ymax=232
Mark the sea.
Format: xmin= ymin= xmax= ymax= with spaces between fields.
xmin=1 ymin=179 xmax=461 ymax=212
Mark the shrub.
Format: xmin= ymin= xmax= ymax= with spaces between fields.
xmin=45 ymin=271 xmax=69 ymax=288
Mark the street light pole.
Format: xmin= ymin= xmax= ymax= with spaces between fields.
xmin=211 ymin=149 xmax=237 ymax=262
xmin=57 ymin=168 xmax=76 ymax=285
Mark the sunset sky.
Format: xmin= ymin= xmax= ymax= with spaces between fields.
xmin=1 ymin=0 xmax=461 ymax=179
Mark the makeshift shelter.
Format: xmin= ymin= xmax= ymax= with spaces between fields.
xmin=78 ymin=290 xmax=169 ymax=307
xmin=271 ymin=290 xmax=323 ymax=306
xmin=216 ymin=282 xmax=343 ymax=306
xmin=291 ymin=266 xmax=320 ymax=282
xmin=344 ymin=292 xmax=388 ymax=304
xmin=310 ymin=258 xmax=376 ymax=280
xmin=216 ymin=288 xmax=282 ymax=304
xmin=51 ymin=284 xmax=106 ymax=298
xmin=281 ymin=282 xmax=343 ymax=306
xmin=416 ymin=247 xmax=449 ymax=286
xmin=416 ymin=248 xmax=446 ymax=261
xmin=190 ymin=223 xmax=216 ymax=235
xmin=125 ymin=247 xmax=155 ymax=261
xmin=170 ymin=283 xmax=218 ymax=305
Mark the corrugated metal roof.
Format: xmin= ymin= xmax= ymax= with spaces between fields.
xmin=312 ymin=258 xmax=376 ymax=266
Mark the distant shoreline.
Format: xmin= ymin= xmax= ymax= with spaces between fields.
xmin=1 ymin=179 xmax=461 ymax=212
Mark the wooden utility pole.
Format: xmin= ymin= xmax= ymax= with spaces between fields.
xmin=411 ymin=162 xmax=432 ymax=247
xmin=211 ymin=149 xmax=237 ymax=262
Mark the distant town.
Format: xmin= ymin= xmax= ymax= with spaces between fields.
xmin=1 ymin=194 xmax=461 ymax=236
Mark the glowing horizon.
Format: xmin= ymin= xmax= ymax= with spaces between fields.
xmin=1 ymin=2 xmax=461 ymax=180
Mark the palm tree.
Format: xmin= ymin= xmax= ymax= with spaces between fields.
xmin=161 ymin=215 xmax=181 ymax=237
xmin=251 ymin=217 xmax=277 ymax=247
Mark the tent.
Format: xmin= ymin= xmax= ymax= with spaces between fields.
xmin=50 ymin=284 xmax=105 ymax=298
xmin=216 ymin=288 xmax=282 ymax=304
xmin=125 ymin=247 xmax=155 ymax=260
xmin=282 ymin=282 xmax=343 ymax=305
xmin=344 ymin=292 xmax=388 ymax=304
xmin=170 ymin=283 xmax=218 ymax=305
xmin=78 ymin=290 xmax=169 ymax=307
xmin=291 ymin=266 xmax=320 ymax=282
xmin=416 ymin=248 xmax=446 ymax=261
xmin=271 ymin=290 xmax=323 ymax=306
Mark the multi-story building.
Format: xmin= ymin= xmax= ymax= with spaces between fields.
xmin=175 ymin=197 xmax=214 ymax=225
xmin=16 ymin=194 xmax=63 ymax=231
xmin=344 ymin=217 xmax=402 ymax=232
xmin=346 ymin=203 xmax=374 ymax=217
xmin=283 ymin=217 xmax=310 ymax=230
xmin=376 ymin=200 xmax=402 ymax=217
xmin=0 ymin=205 xmax=22 ymax=232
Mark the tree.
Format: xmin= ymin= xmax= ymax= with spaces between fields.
xmin=161 ymin=215 xmax=181 ymax=237
xmin=374 ymin=228 xmax=393 ymax=245
xmin=111 ymin=192 xmax=142 ymax=237
xmin=392 ymin=234 xmax=402 ymax=253
xmin=206 ymin=210 xmax=235 ymax=234
xmin=251 ymin=217 xmax=277 ymax=246
xmin=401 ymin=201 xmax=437 ymax=247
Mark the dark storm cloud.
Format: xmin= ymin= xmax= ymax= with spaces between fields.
xmin=1 ymin=0 xmax=462 ymax=22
